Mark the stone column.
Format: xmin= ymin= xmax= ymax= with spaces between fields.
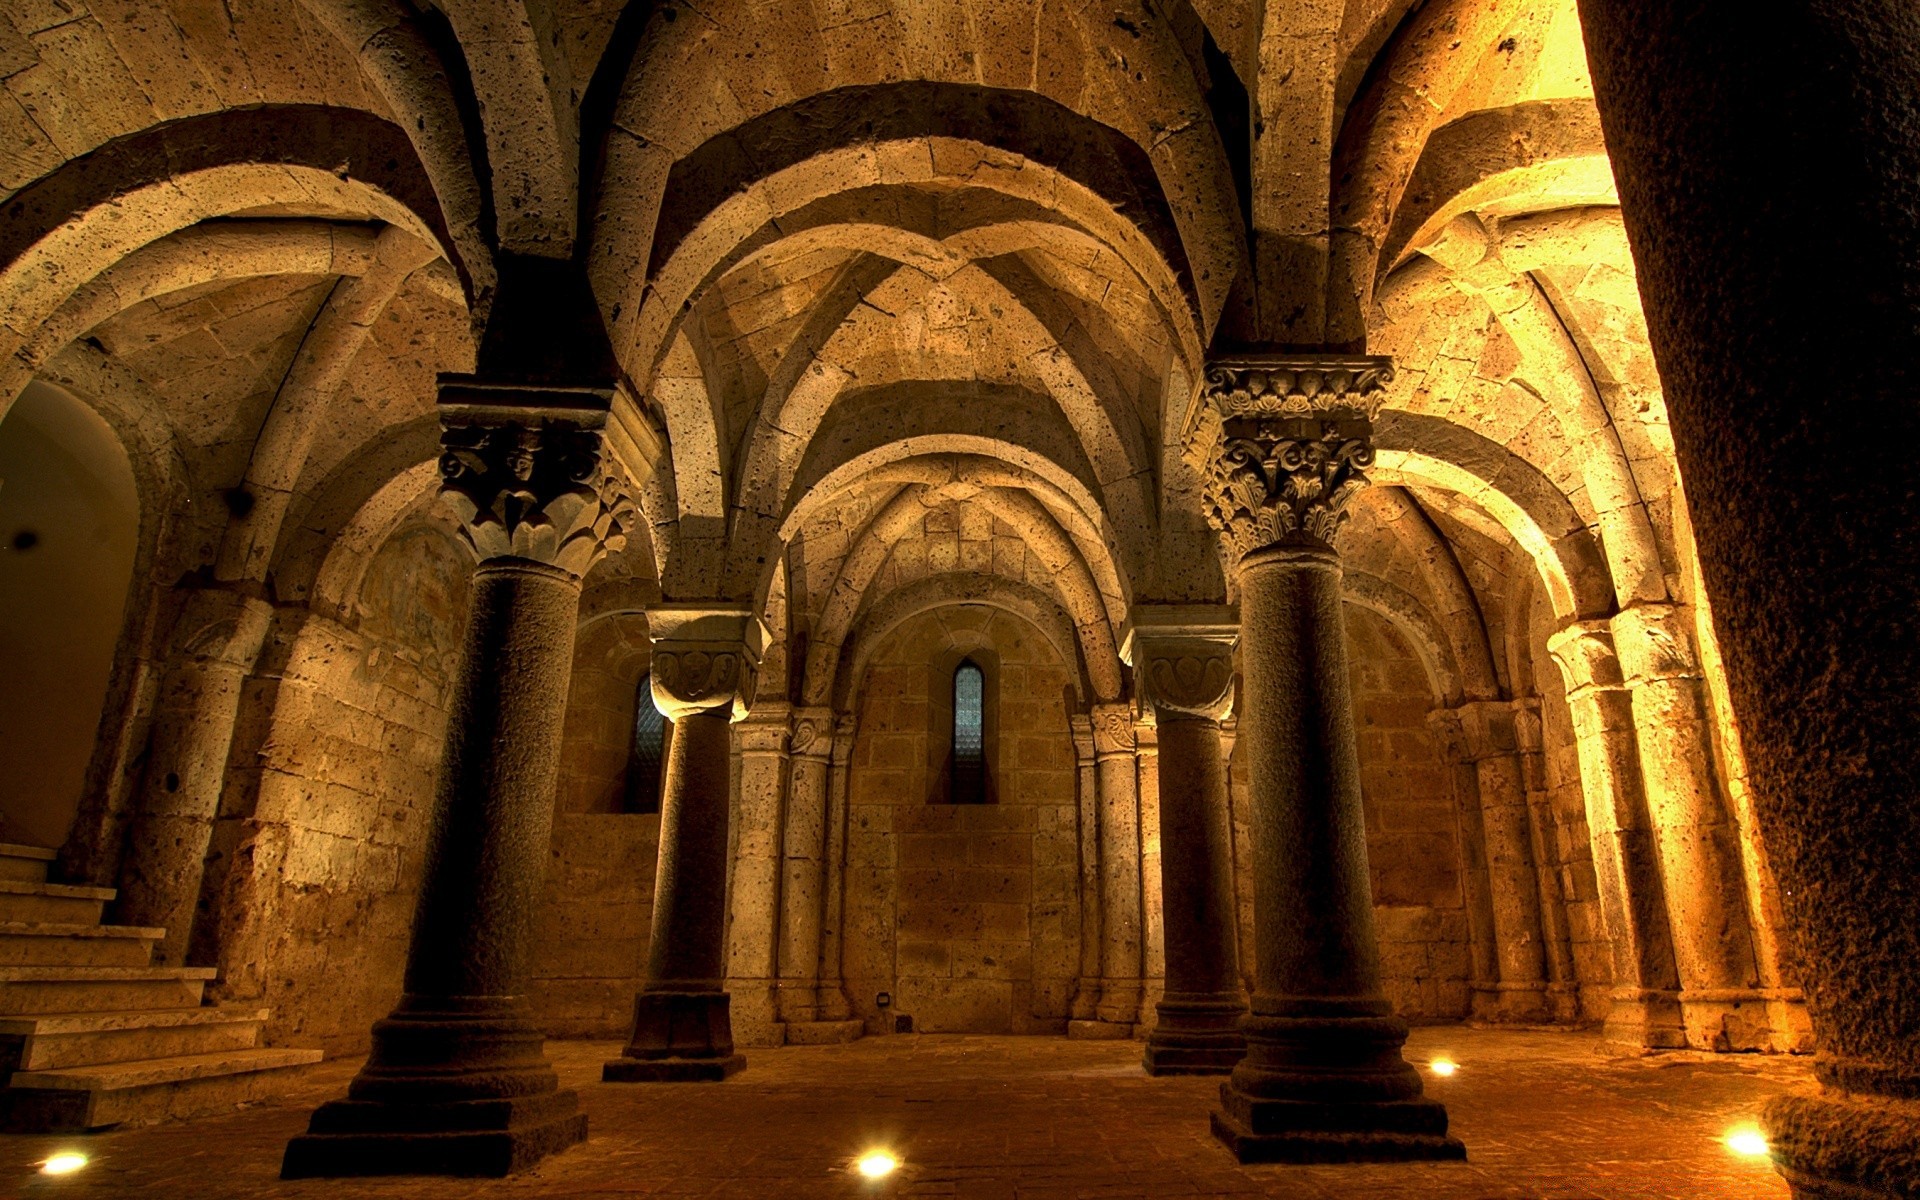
xmin=1136 ymin=715 xmax=1164 ymax=1031
xmin=726 ymin=703 xmax=788 ymax=1048
xmin=1200 ymin=356 xmax=1460 ymax=1163
xmin=283 ymin=380 xmax=632 ymax=1178
xmin=1612 ymin=602 xmax=1767 ymax=1050
xmin=1130 ymin=612 xmax=1248 ymax=1075
xmin=1578 ymin=8 xmax=1920 ymax=1191
xmin=116 ymin=588 xmax=274 ymax=965
xmin=1546 ymin=621 xmax=1686 ymax=1050
xmin=604 ymin=606 xmax=763 ymax=1082
xmin=1512 ymin=700 xmax=1581 ymax=1023
xmin=775 ymin=708 xmax=862 ymax=1043
xmin=812 ymin=713 xmax=858 ymax=1025
xmin=1442 ymin=700 xmax=1550 ymax=1022
xmin=1067 ymin=714 xmax=1102 ymax=1022
xmin=1069 ymin=703 xmax=1143 ymax=1037
xmin=1425 ymin=708 xmax=1503 ymax=1020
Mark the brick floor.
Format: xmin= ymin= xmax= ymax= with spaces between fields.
xmin=0 ymin=1027 xmax=1808 ymax=1199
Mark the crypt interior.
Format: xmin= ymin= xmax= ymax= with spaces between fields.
xmin=0 ymin=0 xmax=1914 ymax=1195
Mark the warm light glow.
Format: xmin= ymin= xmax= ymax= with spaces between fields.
xmin=39 ymin=1152 xmax=87 ymax=1175
xmin=1429 ymin=1057 xmax=1459 ymax=1077
xmin=855 ymin=1150 xmax=900 ymax=1179
xmin=1725 ymin=1124 xmax=1770 ymax=1158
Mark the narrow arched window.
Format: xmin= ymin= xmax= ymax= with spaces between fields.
xmin=951 ymin=659 xmax=987 ymax=804
xmin=625 ymin=673 xmax=668 ymax=814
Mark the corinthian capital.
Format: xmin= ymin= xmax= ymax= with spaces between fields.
xmin=647 ymin=604 xmax=766 ymax=721
xmin=437 ymin=378 xmax=637 ymax=579
xmin=1123 ymin=605 xmax=1237 ymax=724
xmin=1200 ymin=354 xmax=1392 ymax=560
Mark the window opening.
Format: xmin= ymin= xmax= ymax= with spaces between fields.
xmin=626 ymin=673 xmax=667 ymax=813
xmin=951 ymin=659 xmax=987 ymax=804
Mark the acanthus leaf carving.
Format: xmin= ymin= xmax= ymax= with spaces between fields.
xmin=438 ymin=411 xmax=636 ymax=579
xmin=1090 ymin=703 xmax=1137 ymax=756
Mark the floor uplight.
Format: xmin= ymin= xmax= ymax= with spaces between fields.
xmin=855 ymin=1150 xmax=900 ymax=1179
xmin=39 ymin=1152 xmax=88 ymax=1175
xmin=1429 ymin=1057 xmax=1459 ymax=1078
xmin=1725 ymin=1124 xmax=1770 ymax=1158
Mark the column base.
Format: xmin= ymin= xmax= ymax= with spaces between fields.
xmin=1210 ymin=1093 xmax=1464 ymax=1163
xmin=1143 ymin=996 xmax=1248 ymax=1075
xmin=1210 ymin=1008 xmax=1462 ymax=1163
xmin=283 ymin=1092 xmax=587 ymax=1178
xmin=1067 ymin=1019 xmax=1135 ymax=1040
xmin=784 ymin=1019 xmax=865 ymax=1045
xmin=1467 ymin=981 xmax=1552 ymax=1024
xmin=1601 ymin=987 xmax=1689 ymax=1053
xmin=1767 ymin=1090 xmax=1920 ymax=1199
xmin=604 ymin=989 xmax=745 ymax=1083
xmin=1680 ymin=989 xmax=1784 ymax=1052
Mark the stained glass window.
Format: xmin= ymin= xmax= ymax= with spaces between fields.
xmin=951 ymin=659 xmax=986 ymax=804
xmin=626 ymin=673 xmax=667 ymax=814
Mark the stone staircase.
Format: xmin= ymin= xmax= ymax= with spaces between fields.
xmin=0 ymin=843 xmax=322 ymax=1131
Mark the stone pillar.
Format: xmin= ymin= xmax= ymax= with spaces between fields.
xmin=1136 ymin=715 xmax=1164 ymax=1032
xmin=726 ymin=703 xmax=788 ymax=1048
xmin=1578 ymin=7 xmax=1920 ymax=1190
xmin=1068 ymin=714 xmax=1102 ymax=1022
xmin=1426 ymin=708 xmax=1503 ymax=1021
xmin=812 ymin=713 xmax=858 ymax=1025
xmin=1130 ymin=612 xmax=1248 ymax=1075
xmin=1547 ymin=621 xmax=1686 ymax=1051
xmin=1069 ymin=703 xmax=1143 ymax=1037
xmin=283 ymin=380 xmax=632 ymax=1178
xmin=1512 ymin=700 xmax=1581 ymax=1023
xmin=777 ymin=708 xmax=863 ymax=1044
xmin=116 ymin=588 xmax=273 ymax=965
xmin=1200 ymin=356 xmax=1460 ymax=1163
xmin=1611 ymin=603 xmax=1767 ymax=1050
xmin=1441 ymin=700 xmax=1550 ymax=1022
xmin=604 ymin=606 xmax=763 ymax=1082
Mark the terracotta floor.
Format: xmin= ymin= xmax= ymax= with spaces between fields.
xmin=0 ymin=1027 xmax=1809 ymax=1199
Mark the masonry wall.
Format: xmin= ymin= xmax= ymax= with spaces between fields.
xmin=843 ymin=606 xmax=1081 ymax=1034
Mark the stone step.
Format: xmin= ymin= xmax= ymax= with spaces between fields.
xmin=0 ymin=1007 xmax=270 ymax=1071
xmin=0 ymin=880 xmax=113 ymax=925
xmin=0 ymin=922 xmax=163 ymax=967
xmin=0 ymin=1047 xmax=325 ymax=1131
xmin=0 ymin=966 xmax=214 ymax=1014
xmin=0 ymin=845 xmax=55 ymax=885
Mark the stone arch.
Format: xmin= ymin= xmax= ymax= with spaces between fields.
xmin=306 ymin=459 xmax=446 ymax=620
xmin=1342 ymin=570 xmax=1469 ymax=707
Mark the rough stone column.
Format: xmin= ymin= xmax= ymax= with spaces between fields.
xmin=284 ymin=380 xmax=633 ymax=1178
xmin=1068 ymin=714 xmax=1102 ymax=1022
xmin=1136 ymin=715 xmax=1164 ymax=1031
xmin=1547 ymin=622 xmax=1686 ymax=1050
xmin=604 ymin=606 xmax=764 ymax=1083
xmin=1611 ymin=603 xmax=1767 ymax=1050
xmin=726 ymin=703 xmax=788 ymax=1048
xmin=812 ymin=713 xmax=858 ymax=1025
xmin=1130 ymin=612 xmax=1248 ymax=1075
xmin=1578 ymin=7 xmax=1920 ymax=1190
xmin=1443 ymin=700 xmax=1550 ymax=1022
xmin=1425 ymin=709 xmax=1503 ymax=1021
xmin=1069 ymin=702 xmax=1144 ymax=1036
xmin=1512 ymin=700 xmax=1581 ymax=1023
xmin=1201 ymin=356 xmax=1460 ymax=1163
xmin=774 ymin=708 xmax=862 ymax=1044
xmin=115 ymin=588 xmax=274 ymax=965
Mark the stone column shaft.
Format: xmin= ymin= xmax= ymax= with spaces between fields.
xmin=1548 ymin=621 xmax=1686 ymax=1050
xmin=116 ymin=588 xmax=273 ymax=965
xmin=1513 ymin=701 xmax=1581 ymax=1023
xmin=1200 ymin=355 xmax=1458 ymax=1163
xmin=813 ymin=716 xmax=857 ymax=1024
xmin=1083 ymin=703 xmax=1143 ymax=1034
xmin=1613 ymin=603 xmax=1765 ymax=1050
xmin=605 ymin=605 xmax=764 ymax=1083
xmin=1068 ymin=715 xmax=1102 ymax=1022
xmin=725 ymin=705 xmax=788 ymax=1048
xmin=285 ymin=379 xmax=632 ymax=1178
xmin=774 ymin=710 xmax=830 ymax=1026
xmin=1137 ymin=719 xmax=1165 ymax=1027
xmin=1130 ymin=614 xmax=1248 ymax=1076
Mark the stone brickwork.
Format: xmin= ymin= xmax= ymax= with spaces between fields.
xmin=844 ymin=607 xmax=1080 ymax=1035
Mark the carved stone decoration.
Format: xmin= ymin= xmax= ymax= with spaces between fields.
xmin=1140 ymin=645 xmax=1236 ymax=724
xmin=438 ymin=388 xmax=637 ymax=579
xmin=1090 ymin=702 xmax=1138 ymax=757
xmin=645 ymin=605 xmax=767 ymax=722
xmin=1200 ymin=355 xmax=1393 ymax=560
xmin=789 ymin=707 xmax=836 ymax=761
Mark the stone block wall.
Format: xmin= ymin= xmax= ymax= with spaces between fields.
xmin=843 ymin=606 xmax=1080 ymax=1034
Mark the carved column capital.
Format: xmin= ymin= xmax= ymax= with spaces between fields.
xmin=735 ymin=702 xmax=791 ymax=756
xmin=647 ymin=604 xmax=766 ymax=722
xmin=830 ymin=712 xmax=858 ymax=765
xmin=1610 ymin=602 xmax=1701 ymax=686
xmin=437 ymin=379 xmax=636 ymax=579
xmin=1090 ymin=703 xmax=1138 ymax=758
xmin=1199 ymin=355 xmax=1393 ymax=560
xmin=1546 ymin=619 xmax=1627 ymax=698
xmin=1125 ymin=608 xmax=1238 ymax=725
xmin=789 ymin=706 xmax=836 ymax=762
xmin=1069 ymin=714 xmax=1096 ymax=762
xmin=1437 ymin=699 xmax=1523 ymax=762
